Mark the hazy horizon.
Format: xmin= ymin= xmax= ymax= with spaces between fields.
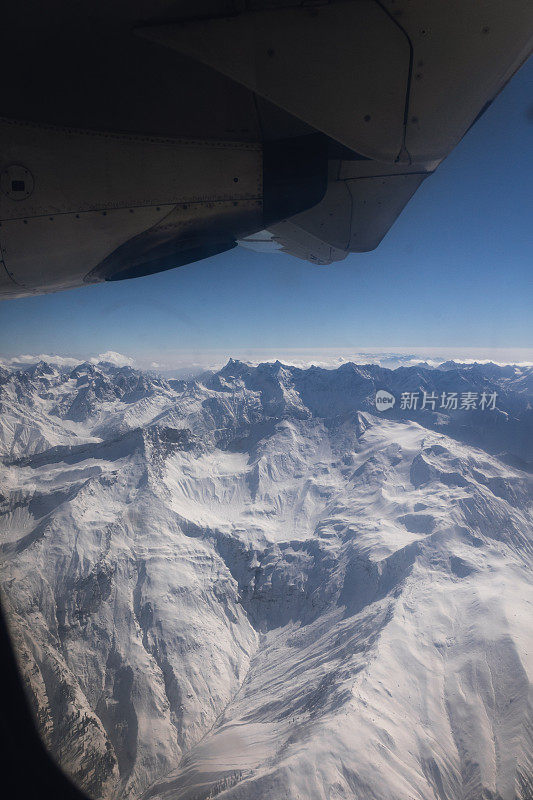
xmin=2 ymin=345 xmax=532 ymax=378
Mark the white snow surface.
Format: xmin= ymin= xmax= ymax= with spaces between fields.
xmin=0 ymin=358 xmax=532 ymax=800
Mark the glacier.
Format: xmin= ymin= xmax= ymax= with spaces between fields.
xmin=0 ymin=358 xmax=531 ymax=800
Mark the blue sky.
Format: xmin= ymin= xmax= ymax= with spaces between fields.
xmin=1 ymin=59 xmax=531 ymax=370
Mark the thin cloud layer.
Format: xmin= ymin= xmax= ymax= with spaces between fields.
xmin=1 ymin=349 xmax=531 ymax=375
xmin=90 ymin=351 xmax=135 ymax=367
xmin=0 ymin=353 xmax=81 ymax=368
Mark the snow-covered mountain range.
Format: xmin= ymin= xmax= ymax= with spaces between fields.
xmin=0 ymin=358 xmax=532 ymax=800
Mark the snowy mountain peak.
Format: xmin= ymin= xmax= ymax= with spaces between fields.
xmin=0 ymin=359 xmax=532 ymax=800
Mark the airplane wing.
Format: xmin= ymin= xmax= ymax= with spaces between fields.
xmin=1 ymin=1 xmax=531 ymax=297
xmin=266 ymin=164 xmax=429 ymax=265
